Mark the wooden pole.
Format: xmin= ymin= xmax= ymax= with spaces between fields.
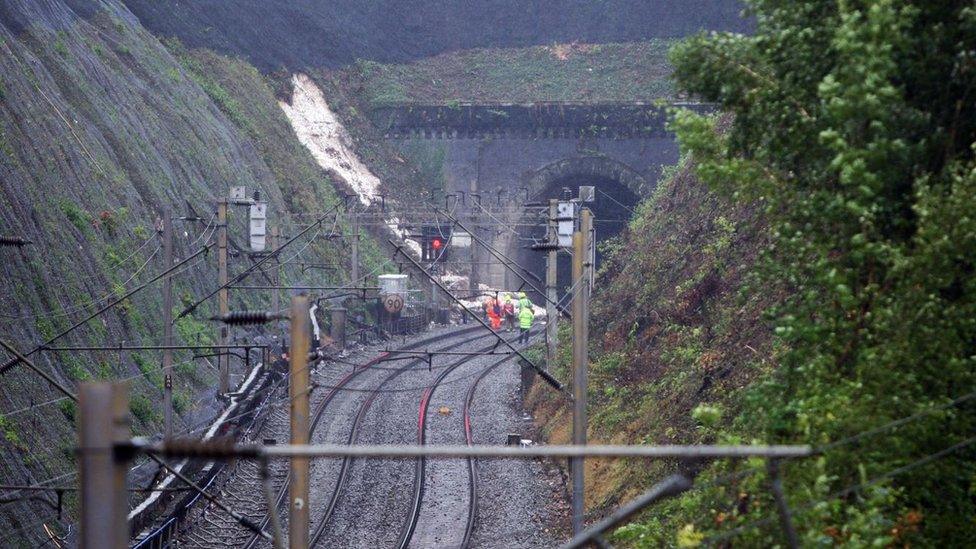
xmin=571 ymin=207 xmax=592 ymax=535
xmin=78 ymin=383 xmax=129 ymax=549
xmin=288 ymin=295 xmax=311 ymax=548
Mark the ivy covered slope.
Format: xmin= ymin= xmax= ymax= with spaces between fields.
xmin=0 ymin=0 xmax=371 ymax=543
xmin=529 ymin=2 xmax=976 ymax=547
xmin=525 ymin=158 xmax=775 ymax=535
xmin=663 ymin=0 xmax=976 ymax=545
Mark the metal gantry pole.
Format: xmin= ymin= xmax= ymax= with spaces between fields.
xmin=546 ymin=199 xmax=559 ymax=366
xmin=350 ymin=212 xmax=360 ymax=285
xmin=571 ymin=207 xmax=592 ymax=535
xmin=271 ymin=227 xmax=280 ymax=314
xmin=78 ymin=383 xmax=129 ymax=549
xmin=217 ymin=198 xmax=230 ymax=394
xmin=162 ymin=207 xmax=175 ymax=439
xmin=468 ymin=180 xmax=481 ymax=294
xmin=288 ymin=295 xmax=311 ymax=549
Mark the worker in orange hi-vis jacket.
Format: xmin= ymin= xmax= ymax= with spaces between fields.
xmin=486 ymin=293 xmax=502 ymax=330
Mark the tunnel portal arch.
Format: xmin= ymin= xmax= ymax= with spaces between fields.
xmin=523 ymin=155 xmax=649 ymax=201
xmin=497 ymin=155 xmax=645 ymax=301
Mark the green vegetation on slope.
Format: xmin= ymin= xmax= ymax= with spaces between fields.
xmin=533 ymin=2 xmax=976 ymax=547
xmin=526 ymin=158 xmax=775 ymax=533
xmin=344 ymin=41 xmax=676 ymax=107
xmin=0 ymin=4 xmax=383 ymax=541
xmin=534 ymin=2 xmax=976 ymax=546
xmin=663 ymin=0 xmax=976 ymax=544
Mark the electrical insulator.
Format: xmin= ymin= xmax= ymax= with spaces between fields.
xmin=0 ymin=236 xmax=30 ymax=247
xmin=214 ymin=311 xmax=281 ymax=325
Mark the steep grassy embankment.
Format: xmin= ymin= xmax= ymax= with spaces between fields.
xmin=0 ymin=1 xmax=381 ymax=544
xmin=120 ymin=0 xmax=749 ymax=71
xmin=525 ymin=159 xmax=776 ymax=539
xmin=345 ymin=41 xmax=677 ymax=107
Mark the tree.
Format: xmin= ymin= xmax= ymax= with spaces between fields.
xmin=667 ymin=1 xmax=976 ymax=544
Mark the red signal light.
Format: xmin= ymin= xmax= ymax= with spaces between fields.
xmin=432 ymin=238 xmax=443 ymax=250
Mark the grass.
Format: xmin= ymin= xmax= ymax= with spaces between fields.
xmin=344 ymin=40 xmax=676 ymax=107
xmin=0 ymin=414 xmax=23 ymax=448
xmin=54 ymin=37 xmax=69 ymax=58
xmin=129 ymin=393 xmax=157 ymax=425
xmin=59 ymin=200 xmax=93 ymax=234
xmin=58 ymin=400 xmax=77 ymax=422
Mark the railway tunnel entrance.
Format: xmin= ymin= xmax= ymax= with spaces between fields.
xmin=508 ymin=166 xmax=643 ymax=306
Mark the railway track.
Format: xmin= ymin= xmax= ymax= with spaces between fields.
xmin=400 ymin=333 xmax=522 ymax=548
xmin=461 ymin=349 xmax=520 ymax=548
xmin=176 ymin=323 xmax=533 ymax=549
xmin=178 ymin=400 xmax=292 ymax=548
xmin=309 ymin=328 xmax=498 ymax=547
xmin=408 ymin=331 xmax=535 ymax=549
xmin=241 ymin=325 xmax=487 ymax=549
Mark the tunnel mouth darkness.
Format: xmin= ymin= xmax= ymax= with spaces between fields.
xmin=513 ymin=174 xmax=641 ymax=305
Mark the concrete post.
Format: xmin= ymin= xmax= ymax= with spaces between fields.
xmin=546 ymin=199 xmax=558 ymax=366
xmin=571 ymin=208 xmax=592 ymax=535
xmin=350 ymin=213 xmax=360 ymax=285
xmin=331 ymin=307 xmax=347 ymax=349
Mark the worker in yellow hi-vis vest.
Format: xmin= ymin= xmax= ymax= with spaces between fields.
xmin=518 ymin=295 xmax=534 ymax=344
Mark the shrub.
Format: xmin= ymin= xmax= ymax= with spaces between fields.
xmin=129 ymin=394 xmax=156 ymax=425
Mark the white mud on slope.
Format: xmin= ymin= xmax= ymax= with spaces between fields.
xmin=279 ymin=73 xmax=422 ymax=257
xmin=279 ymin=73 xmax=381 ymax=205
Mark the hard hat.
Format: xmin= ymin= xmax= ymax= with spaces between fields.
xmin=518 ymin=292 xmax=527 ymax=298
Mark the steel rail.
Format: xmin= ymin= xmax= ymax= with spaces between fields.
xmin=400 ymin=332 xmax=522 ymax=549
xmin=241 ymin=326 xmax=485 ymax=549
xmin=309 ymin=328 xmax=493 ymax=548
xmin=461 ymin=350 xmax=522 ymax=548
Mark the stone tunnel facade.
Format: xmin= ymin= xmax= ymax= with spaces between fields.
xmin=375 ymin=103 xmax=700 ymax=287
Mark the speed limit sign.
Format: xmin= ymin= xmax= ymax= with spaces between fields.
xmin=383 ymin=294 xmax=405 ymax=314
